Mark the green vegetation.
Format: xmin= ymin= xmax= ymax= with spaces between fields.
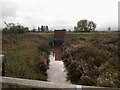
xmin=62 ymin=32 xmax=119 ymax=88
xmin=2 ymin=24 xmax=51 ymax=81
xmin=2 ymin=22 xmax=120 ymax=88
xmin=74 ymin=19 xmax=96 ymax=32
xmin=3 ymin=22 xmax=29 ymax=34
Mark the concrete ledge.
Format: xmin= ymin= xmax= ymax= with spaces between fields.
xmin=0 ymin=76 xmax=77 ymax=89
xmin=82 ymin=85 xmax=119 ymax=90
xmin=0 ymin=76 xmax=119 ymax=90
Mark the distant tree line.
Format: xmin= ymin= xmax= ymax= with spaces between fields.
xmin=3 ymin=22 xmax=29 ymax=34
xmin=74 ymin=19 xmax=97 ymax=32
xmin=3 ymin=20 xmax=97 ymax=33
xmin=31 ymin=25 xmax=49 ymax=32
xmin=38 ymin=25 xmax=49 ymax=32
xmin=2 ymin=22 xmax=50 ymax=34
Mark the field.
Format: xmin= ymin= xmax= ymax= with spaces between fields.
xmin=62 ymin=31 xmax=120 ymax=88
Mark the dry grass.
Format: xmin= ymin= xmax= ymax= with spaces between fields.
xmin=2 ymin=33 xmax=50 ymax=81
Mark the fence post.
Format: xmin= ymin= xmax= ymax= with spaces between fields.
xmin=0 ymin=55 xmax=5 ymax=90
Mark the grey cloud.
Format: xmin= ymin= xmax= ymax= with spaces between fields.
xmin=118 ymin=1 xmax=120 ymax=30
xmin=2 ymin=1 xmax=18 ymax=18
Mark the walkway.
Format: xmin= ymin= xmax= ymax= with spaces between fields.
xmin=47 ymin=52 xmax=68 ymax=84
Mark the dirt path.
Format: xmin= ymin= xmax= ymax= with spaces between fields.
xmin=47 ymin=52 xmax=68 ymax=84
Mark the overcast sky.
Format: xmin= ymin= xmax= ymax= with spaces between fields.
xmin=1 ymin=0 xmax=119 ymax=30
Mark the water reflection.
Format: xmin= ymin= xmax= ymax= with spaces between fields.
xmin=47 ymin=52 xmax=68 ymax=84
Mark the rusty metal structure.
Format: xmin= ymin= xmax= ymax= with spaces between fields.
xmin=53 ymin=29 xmax=66 ymax=47
xmin=53 ymin=29 xmax=66 ymax=60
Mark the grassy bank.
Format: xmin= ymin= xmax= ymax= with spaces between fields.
xmin=2 ymin=32 xmax=50 ymax=81
xmin=62 ymin=32 xmax=119 ymax=88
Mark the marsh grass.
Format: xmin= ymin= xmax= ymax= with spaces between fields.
xmin=2 ymin=33 xmax=50 ymax=81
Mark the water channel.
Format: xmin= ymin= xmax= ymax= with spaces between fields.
xmin=47 ymin=52 xmax=68 ymax=84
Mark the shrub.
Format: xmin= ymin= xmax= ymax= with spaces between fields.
xmin=62 ymin=32 xmax=119 ymax=87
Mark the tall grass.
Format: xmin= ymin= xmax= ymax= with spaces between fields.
xmin=2 ymin=33 xmax=50 ymax=81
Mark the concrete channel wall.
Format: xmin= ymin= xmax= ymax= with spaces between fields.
xmin=0 ymin=76 xmax=119 ymax=90
xmin=0 ymin=55 xmax=5 ymax=90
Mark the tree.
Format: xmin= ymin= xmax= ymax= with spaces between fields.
xmin=74 ymin=26 xmax=77 ymax=31
xmin=3 ymin=22 xmax=28 ymax=34
xmin=41 ymin=25 xmax=44 ymax=32
xmin=74 ymin=19 xmax=96 ymax=32
xmin=107 ymin=27 xmax=111 ymax=31
xmin=41 ymin=25 xmax=49 ymax=32
xmin=46 ymin=26 xmax=49 ymax=31
xmin=38 ymin=27 xmax=41 ymax=32
xmin=88 ymin=21 xmax=96 ymax=31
